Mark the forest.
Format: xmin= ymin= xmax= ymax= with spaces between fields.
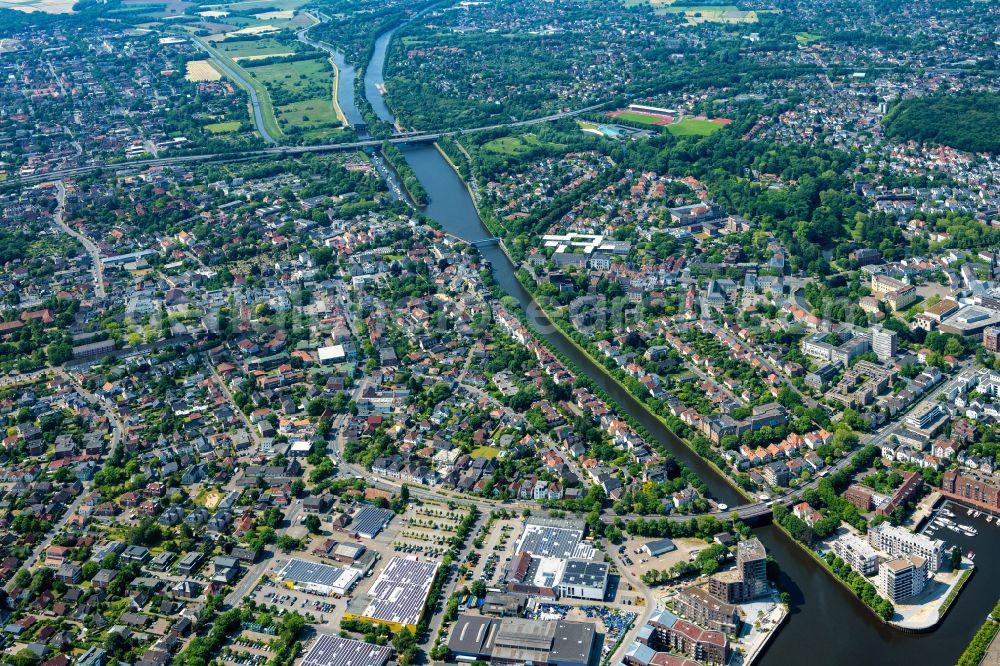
xmin=883 ymin=93 xmax=1000 ymax=154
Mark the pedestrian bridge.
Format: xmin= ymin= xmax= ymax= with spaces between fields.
xmin=471 ymin=237 xmax=501 ymax=247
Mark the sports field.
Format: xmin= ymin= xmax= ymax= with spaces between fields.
xmin=607 ymin=110 xmax=673 ymax=125
xmin=666 ymin=117 xmax=727 ymax=136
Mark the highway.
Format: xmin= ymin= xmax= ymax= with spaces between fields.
xmin=10 ymin=102 xmax=609 ymax=187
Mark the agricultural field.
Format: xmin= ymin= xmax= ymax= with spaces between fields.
xmin=482 ymin=133 xmax=568 ymax=156
xmin=0 ymin=0 xmax=76 ymax=13
xmin=185 ymin=59 xmax=222 ymax=81
xmin=666 ymin=117 xmax=728 ymax=136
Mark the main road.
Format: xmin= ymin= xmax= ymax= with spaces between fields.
xmin=51 ymin=181 xmax=106 ymax=298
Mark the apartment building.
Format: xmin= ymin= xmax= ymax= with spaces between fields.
xmin=868 ymin=523 xmax=945 ymax=571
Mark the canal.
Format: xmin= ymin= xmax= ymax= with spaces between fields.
xmin=340 ymin=18 xmax=997 ymax=666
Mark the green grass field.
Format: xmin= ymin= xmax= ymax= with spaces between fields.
xmin=482 ymin=133 xmax=567 ymax=156
xmin=470 ymin=446 xmax=500 ymax=459
xmin=204 ymin=120 xmax=242 ymax=133
xmin=244 ymin=57 xmax=343 ymax=136
xmin=202 ymin=0 xmax=307 ymax=10
xmin=194 ymin=36 xmax=285 ymax=140
xmin=666 ymin=117 xmax=725 ymax=136
xmin=795 ymin=32 xmax=823 ymax=44
xmin=215 ymin=37 xmax=290 ymax=59
xmin=651 ymin=4 xmax=761 ymax=23
xmin=611 ymin=111 xmax=667 ymax=125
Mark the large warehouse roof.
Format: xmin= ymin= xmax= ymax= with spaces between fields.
xmin=277 ymin=559 xmax=360 ymax=594
xmin=353 ymin=506 xmax=395 ymax=538
xmin=301 ymin=635 xmax=392 ymax=666
xmin=516 ymin=523 xmax=593 ymax=559
xmin=361 ymin=557 xmax=439 ymax=628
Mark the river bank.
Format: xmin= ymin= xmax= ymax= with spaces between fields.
xmin=360 ymin=20 xmax=1000 ymax=666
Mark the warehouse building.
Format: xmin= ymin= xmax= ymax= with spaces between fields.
xmin=351 ymin=506 xmax=395 ymax=539
xmin=515 ymin=516 xmax=594 ymax=560
xmin=301 ymin=634 xmax=392 ymax=666
xmin=555 ymin=559 xmax=609 ymax=601
xmin=345 ymin=556 xmax=439 ymax=633
xmin=276 ymin=559 xmax=362 ymax=596
xmin=641 ymin=538 xmax=677 ymax=557
xmin=448 ymin=614 xmax=597 ymax=666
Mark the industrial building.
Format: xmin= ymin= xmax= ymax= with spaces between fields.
xmin=346 ymin=556 xmax=439 ymax=633
xmin=301 ymin=634 xmax=392 ymax=666
xmin=506 ymin=516 xmax=607 ymax=600
xmin=276 ymin=558 xmax=362 ymax=596
xmin=515 ymin=516 xmax=595 ymax=560
xmin=351 ymin=506 xmax=395 ymax=539
xmin=448 ymin=614 xmax=597 ymax=666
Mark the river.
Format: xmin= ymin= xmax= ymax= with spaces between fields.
xmin=333 ymin=17 xmax=997 ymax=666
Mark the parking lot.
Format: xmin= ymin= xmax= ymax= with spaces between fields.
xmin=617 ymin=535 xmax=713 ymax=582
xmin=462 ymin=514 xmax=522 ymax=587
xmin=251 ymin=573 xmax=347 ymax=633
xmin=391 ymin=501 xmax=465 ymax=559
xmin=222 ymin=629 xmax=278 ymax=666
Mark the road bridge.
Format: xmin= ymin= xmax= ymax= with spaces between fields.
xmin=6 ymin=102 xmax=609 ymax=188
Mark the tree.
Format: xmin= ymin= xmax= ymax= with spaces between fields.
xmin=276 ymin=535 xmax=300 ymax=552
xmin=950 ymin=545 xmax=963 ymax=570
xmin=304 ymin=514 xmax=321 ymax=533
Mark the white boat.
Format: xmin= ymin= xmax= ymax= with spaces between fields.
xmin=974 ymin=511 xmax=981 ymax=518
xmin=967 ymin=508 xmax=974 ymax=515
xmin=943 ymin=509 xmax=955 ymax=517
xmin=988 ymin=516 xmax=994 ymax=523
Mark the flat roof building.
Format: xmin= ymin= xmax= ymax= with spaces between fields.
xmin=515 ymin=516 xmax=594 ymax=560
xmin=878 ymin=555 xmax=927 ymax=603
xmin=276 ymin=558 xmax=362 ymax=596
xmin=348 ymin=556 xmax=439 ymax=633
xmin=556 ymin=559 xmax=609 ymax=601
xmin=833 ymin=533 xmax=878 ymax=576
xmin=868 ymin=522 xmax=945 ymax=571
xmin=352 ymin=506 xmax=395 ymax=539
xmin=301 ymin=634 xmax=392 ymax=666
xmin=448 ymin=615 xmax=597 ymax=666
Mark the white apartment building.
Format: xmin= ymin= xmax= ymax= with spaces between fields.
xmin=833 ymin=533 xmax=878 ymax=576
xmin=868 ymin=522 xmax=945 ymax=571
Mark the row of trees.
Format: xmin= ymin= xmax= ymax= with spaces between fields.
xmin=823 ymin=552 xmax=894 ymax=621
